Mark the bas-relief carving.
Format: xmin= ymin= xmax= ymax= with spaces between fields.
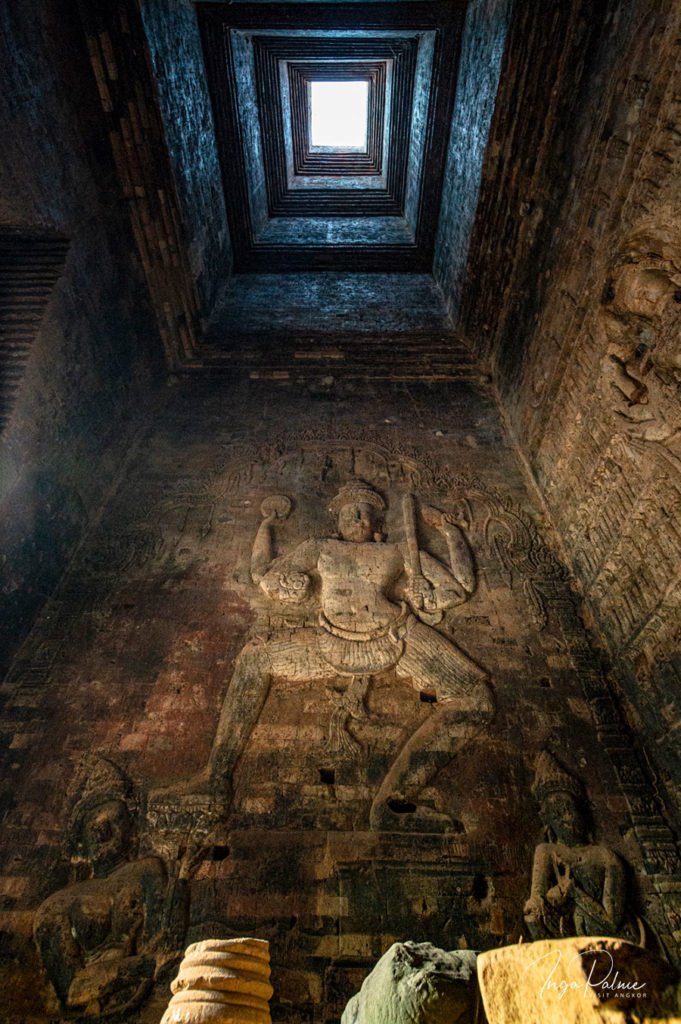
xmin=324 ymin=670 xmax=372 ymax=763
xmin=20 ymin=436 xmax=584 ymax=852
xmin=20 ymin=435 xmax=680 ymax=1000
xmin=77 ymin=435 xmax=567 ymax=638
xmin=139 ymin=438 xmax=603 ymax=849
xmin=253 ymin=442 xmax=567 ymax=640
xmin=33 ymin=757 xmax=192 ymax=1021
xmin=523 ymin=751 xmax=639 ymax=943
xmin=600 ymin=255 xmax=681 ymax=450
xmin=161 ymin=480 xmax=494 ymax=834
xmin=571 ymin=241 xmax=681 ymax=587
xmin=45 ymin=437 xmax=672 ymax=940
xmin=522 ymin=232 xmax=681 ymax=657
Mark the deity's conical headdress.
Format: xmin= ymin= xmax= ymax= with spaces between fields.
xmin=531 ymin=750 xmax=584 ymax=804
xmin=68 ymin=756 xmax=134 ymax=851
xmin=328 ymin=480 xmax=385 ymax=515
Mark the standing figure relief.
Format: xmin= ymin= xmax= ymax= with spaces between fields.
xmin=168 ymin=480 xmax=493 ymax=833
xmin=523 ymin=751 xmax=638 ymax=942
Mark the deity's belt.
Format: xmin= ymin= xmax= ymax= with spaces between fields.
xmin=316 ymin=604 xmax=409 ymax=675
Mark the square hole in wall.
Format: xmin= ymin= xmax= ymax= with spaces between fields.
xmin=309 ymin=80 xmax=369 ymax=151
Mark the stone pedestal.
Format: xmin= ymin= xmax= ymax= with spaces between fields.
xmin=341 ymin=940 xmax=479 ymax=1024
xmin=161 ymin=938 xmax=273 ymax=1024
xmin=477 ymin=937 xmax=678 ymax=1024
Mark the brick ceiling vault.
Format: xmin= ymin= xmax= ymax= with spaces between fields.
xmin=73 ymin=0 xmax=508 ymax=369
xmin=76 ymin=0 xmax=204 ymax=370
xmin=197 ymin=2 xmax=465 ymax=273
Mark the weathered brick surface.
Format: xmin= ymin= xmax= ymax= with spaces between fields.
xmin=3 ymin=1 xmax=681 ymax=1020
xmin=209 ymin=273 xmax=456 ymax=341
xmin=0 ymin=372 xmax=674 ymax=1021
xmin=0 ymin=0 xmax=164 ymax=677
xmin=77 ymin=0 xmax=204 ymax=367
xmin=461 ymin=0 xmax=681 ymax=829
xmin=433 ymin=0 xmax=511 ymax=321
xmin=459 ymin=0 xmax=656 ymax=372
xmin=140 ymin=0 xmax=232 ymax=317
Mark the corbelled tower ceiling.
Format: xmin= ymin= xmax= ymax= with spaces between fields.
xmin=197 ymin=2 xmax=463 ymax=271
xmin=3 ymin=1 xmax=681 ymax=1022
xmin=133 ymin=0 xmax=509 ymax=340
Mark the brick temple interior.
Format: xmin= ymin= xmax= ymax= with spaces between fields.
xmin=2 ymin=1 xmax=681 ymax=1020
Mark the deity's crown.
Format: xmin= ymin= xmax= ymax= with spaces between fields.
xmin=328 ymin=480 xmax=385 ymax=515
xmin=531 ymin=750 xmax=584 ymax=804
xmin=69 ymin=755 xmax=133 ymax=837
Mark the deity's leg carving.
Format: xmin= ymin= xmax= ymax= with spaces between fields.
xmin=369 ymin=687 xmax=494 ymax=831
xmin=159 ymin=614 xmax=492 ymax=838
xmin=208 ymin=630 xmax=329 ymax=800
xmin=370 ymin=618 xmax=493 ymax=832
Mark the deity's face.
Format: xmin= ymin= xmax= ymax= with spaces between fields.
xmin=338 ymin=501 xmax=375 ymax=543
xmin=541 ymin=791 xmax=587 ymax=846
xmin=82 ymin=799 xmax=131 ymax=874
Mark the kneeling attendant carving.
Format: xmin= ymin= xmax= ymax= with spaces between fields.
xmin=34 ymin=758 xmax=184 ymax=1020
xmin=524 ymin=751 xmax=634 ymax=940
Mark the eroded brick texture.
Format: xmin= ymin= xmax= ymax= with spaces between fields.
xmin=460 ymin=0 xmax=654 ymax=371
xmin=140 ymin=0 xmax=232 ymax=315
xmin=462 ymin=0 xmax=681 ymax=826
xmin=3 ymin=0 xmax=681 ymax=1020
xmin=77 ymin=0 xmax=203 ymax=366
xmin=433 ymin=0 xmax=510 ymax=320
xmin=0 ymin=371 xmax=677 ymax=1021
xmin=0 ymin=0 xmax=164 ymax=677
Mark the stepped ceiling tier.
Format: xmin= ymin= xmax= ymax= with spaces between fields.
xmin=196 ymin=2 xmax=465 ymax=272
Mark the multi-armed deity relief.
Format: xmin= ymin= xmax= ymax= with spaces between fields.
xmin=167 ymin=480 xmax=493 ymax=834
xmin=21 ymin=433 xmax=675 ymax=1021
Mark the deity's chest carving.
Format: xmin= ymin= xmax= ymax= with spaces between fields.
xmin=318 ymin=540 xmax=404 ymax=633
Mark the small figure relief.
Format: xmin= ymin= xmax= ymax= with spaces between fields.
xmin=602 ymin=341 xmax=681 ymax=448
xmin=599 ymin=258 xmax=681 ymax=452
xmin=168 ymin=480 xmax=492 ymax=833
xmin=34 ymin=757 xmax=187 ymax=1021
xmin=523 ymin=751 xmax=640 ymax=943
xmin=324 ymin=671 xmax=372 ymax=764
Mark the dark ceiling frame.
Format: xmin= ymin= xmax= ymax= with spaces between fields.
xmin=197 ymin=2 xmax=464 ymax=272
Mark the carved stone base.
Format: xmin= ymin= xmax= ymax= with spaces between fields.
xmin=477 ymin=937 xmax=678 ymax=1023
xmin=161 ymin=938 xmax=273 ymax=1024
xmin=341 ymin=941 xmax=478 ymax=1024
xmin=147 ymin=788 xmax=228 ymax=848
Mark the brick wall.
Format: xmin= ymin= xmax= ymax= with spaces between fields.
xmin=1 ymin=369 xmax=677 ymax=1020
xmin=460 ymin=0 xmax=681 ymax=825
xmin=0 ymin=0 xmax=164 ymax=675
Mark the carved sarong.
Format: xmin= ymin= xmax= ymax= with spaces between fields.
xmin=399 ymin=615 xmax=488 ymax=697
xmin=315 ymin=605 xmax=486 ymax=695
xmin=316 ymin=606 xmax=408 ymax=675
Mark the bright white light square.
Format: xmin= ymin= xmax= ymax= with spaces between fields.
xmin=310 ymin=80 xmax=369 ymax=150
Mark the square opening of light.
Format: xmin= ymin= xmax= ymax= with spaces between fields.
xmin=309 ymin=80 xmax=369 ymax=152
xmin=286 ymin=59 xmax=388 ymax=180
